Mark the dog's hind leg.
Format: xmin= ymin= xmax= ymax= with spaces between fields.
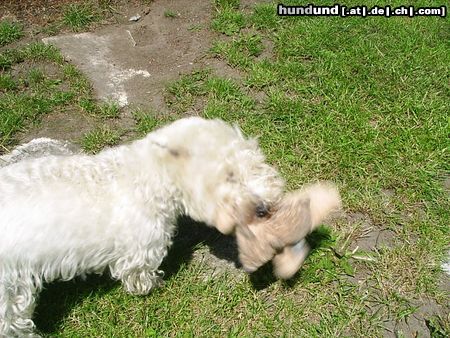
xmin=0 ymin=272 xmax=41 ymax=337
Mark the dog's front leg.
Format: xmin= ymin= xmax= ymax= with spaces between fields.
xmin=109 ymin=245 xmax=169 ymax=296
xmin=118 ymin=268 xmax=165 ymax=296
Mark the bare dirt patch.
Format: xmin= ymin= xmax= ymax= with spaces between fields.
xmin=20 ymin=107 xmax=96 ymax=143
xmin=41 ymin=0 xmax=218 ymax=114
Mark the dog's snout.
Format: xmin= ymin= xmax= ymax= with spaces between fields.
xmin=255 ymin=203 xmax=269 ymax=218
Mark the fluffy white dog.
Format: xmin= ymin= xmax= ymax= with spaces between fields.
xmin=0 ymin=117 xmax=284 ymax=337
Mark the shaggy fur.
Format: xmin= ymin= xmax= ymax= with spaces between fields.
xmin=236 ymin=183 xmax=341 ymax=278
xmin=0 ymin=117 xmax=284 ymax=337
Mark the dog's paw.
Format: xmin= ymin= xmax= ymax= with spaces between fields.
xmin=121 ymin=270 xmax=164 ymax=295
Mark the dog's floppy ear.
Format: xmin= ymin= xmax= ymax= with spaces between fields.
xmin=150 ymin=140 xmax=190 ymax=164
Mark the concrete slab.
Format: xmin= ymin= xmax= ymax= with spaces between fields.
xmin=42 ymin=0 xmax=214 ymax=110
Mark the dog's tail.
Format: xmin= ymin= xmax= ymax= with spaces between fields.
xmin=302 ymin=182 xmax=341 ymax=230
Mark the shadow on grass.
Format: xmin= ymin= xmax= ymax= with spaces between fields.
xmin=34 ymin=274 xmax=118 ymax=334
xmin=33 ymin=216 xmax=240 ymax=334
xmin=161 ymin=216 xmax=241 ymax=278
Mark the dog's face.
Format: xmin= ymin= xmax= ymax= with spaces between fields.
xmin=194 ymin=136 xmax=284 ymax=235
xmin=158 ymin=118 xmax=284 ymax=234
xmin=211 ymin=143 xmax=285 ymax=235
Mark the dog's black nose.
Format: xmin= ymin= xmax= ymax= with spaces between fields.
xmin=255 ymin=203 xmax=269 ymax=218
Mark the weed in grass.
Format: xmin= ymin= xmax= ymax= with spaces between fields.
xmin=133 ymin=110 xmax=169 ymax=135
xmin=211 ymin=34 xmax=263 ymax=68
xmin=0 ymin=73 xmax=17 ymax=91
xmin=63 ymin=3 xmax=98 ymax=31
xmin=27 ymin=68 xmax=45 ymax=86
xmin=97 ymin=101 xmax=120 ymax=119
xmin=0 ymin=21 xmax=24 ymax=46
xmin=81 ymin=126 xmax=120 ymax=154
xmin=214 ymin=0 xmax=240 ymax=10
xmin=164 ymin=10 xmax=178 ymax=18
xmin=211 ymin=6 xmax=246 ymax=36
xmin=79 ymin=98 xmax=97 ymax=113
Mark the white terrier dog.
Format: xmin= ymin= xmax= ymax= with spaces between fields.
xmin=0 ymin=117 xmax=284 ymax=337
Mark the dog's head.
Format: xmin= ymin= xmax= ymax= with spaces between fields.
xmin=151 ymin=117 xmax=285 ymax=233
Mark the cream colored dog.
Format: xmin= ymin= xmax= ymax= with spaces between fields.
xmin=0 ymin=117 xmax=284 ymax=337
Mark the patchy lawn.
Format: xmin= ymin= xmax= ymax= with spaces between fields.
xmin=1 ymin=0 xmax=448 ymax=336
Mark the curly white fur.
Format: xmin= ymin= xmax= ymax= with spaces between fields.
xmin=0 ymin=117 xmax=284 ymax=337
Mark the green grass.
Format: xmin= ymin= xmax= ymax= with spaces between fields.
xmin=214 ymin=0 xmax=240 ymax=10
xmin=133 ymin=109 xmax=174 ymax=135
xmin=2 ymin=0 xmax=449 ymax=336
xmin=165 ymin=69 xmax=210 ymax=112
xmin=0 ymin=20 xmax=24 ymax=46
xmin=27 ymin=68 xmax=45 ymax=86
xmin=164 ymin=10 xmax=178 ymax=18
xmin=97 ymin=101 xmax=120 ymax=119
xmin=80 ymin=126 xmax=120 ymax=153
xmin=211 ymin=5 xmax=246 ymax=36
xmin=0 ymin=43 xmax=63 ymax=71
xmin=0 ymin=43 xmax=76 ymax=149
xmin=0 ymin=73 xmax=16 ymax=91
xmin=211 ymin=34 xmax=264 ymax=68
xmin=63 ymin=3 xmax=98 ymax=31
